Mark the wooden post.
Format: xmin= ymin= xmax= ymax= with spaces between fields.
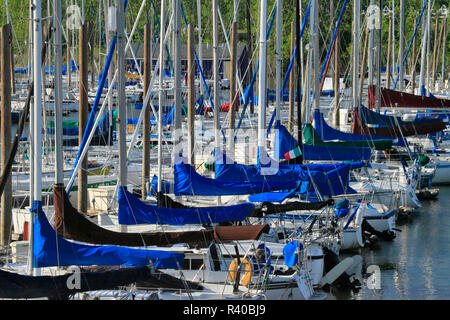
xmin=358 ymin=26 xmax=369 ymax=105
xmin=333 ymin=24 xmax=340 ymax=128
xmin=228 ymin=21 xmax=237 ymax=157
xmin=0 ymin=24 xmax=12 ymax=246
xmin=288 ymin=22 xmax=295 ymax=133
xmin=410 ymin=19 xmax=417 ymax=94
xmin=187 ymin=24 xmax=195 ymax=166
xmin=78 ymin=24 xmax=88 ymax=214
xmin=142 ymin=23 xmax=151 ymax=199
xmin=386 ymin=18 xmax=392 ymax=89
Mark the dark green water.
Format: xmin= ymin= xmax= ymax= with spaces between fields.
xmin=337 ymin=186 xmax=450 ymax=300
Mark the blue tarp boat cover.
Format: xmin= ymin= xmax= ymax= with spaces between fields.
xmin=118 ymin=186 xmax=255 ymax=225
xmin=151 ymin=163 xmax=298 ymax=196
xmin=32 ymin=201 xmax=183 ymax=269
xmin=273 ymin=122 xmax=371 ymax=161
xmin=313 ymin=111 xmax=407 ymax=147
xmin=215 ymin=152 xmax=363 ymax=198
xmin=247 ymin=190 xmax=297 ymax=203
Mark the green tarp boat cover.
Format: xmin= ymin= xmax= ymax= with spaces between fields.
xmin=304 ymin=124 xmax=392 ymax=150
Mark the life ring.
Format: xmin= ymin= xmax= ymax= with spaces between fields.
xmin=227 ymin=258 xmax=253 ymax=287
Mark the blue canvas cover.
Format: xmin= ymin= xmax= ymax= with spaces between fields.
xmin=273 ymin=122 xmax=300 ymax=160
xmin=214 ymin=152 xmax=300 ymax=183
xmin=170 ymin=163 xmax=298 ymax=196
xmin=215 ymin=152 xmax=363 ymax=198
xmin=32 ymin=201 xmax=183 ymax=269
xmin=247 ymin=190 xmax=297 ymax=203
xmin=118 ymin=186 xmax=255 ymax=225
xmin=313 ymin=111 xmax=406 ymax=147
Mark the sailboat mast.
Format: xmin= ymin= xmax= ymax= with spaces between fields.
xmin=398 ymin=0 xmax=405 ymax=92
xmin=352 ymin=0 xmax=360 ymax=111
xmin=54 ymin=0 xmax=63 ymax=184
xmin=29 ymin=0 xmax=43 ymax=276
xmin=212 ymin=0 xmax=220 ymax=155
xmin=117 ymin=0 xmax=127 ymax=188
xmin=173 ymin=0 xmax=181 ymax=157
xmin=257 ymin=0 xmax=267 ymax=162
xmin=376 ymin=0 xmax=382 ymax=110
xmin=157 ymin=0 xmax=166 ymax=193
xmin=274 ymin=0 xmax=282 ymax=159
xmin=368 ymin=0 xmax=375 ymax=88
xmin=418 ymin=0 xmax=429 ymax=96
xmin=312 ymin=0 xmax=320 ymax=113
xmin=296 ymin=0 xmax=302 ymax=147
xmin=425 ymin=0 xmax=431 ymax=96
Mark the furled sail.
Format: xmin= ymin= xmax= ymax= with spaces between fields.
xmin=304 ymin=123 xmax=392 ymax=150
xmin=251 ymin=199 xmax=334 ymax=217
xmin=215 ymin=153 xmax=363 ymax=198
xmin=368 ymin=85 xmax=450 ymax=109
xmin=312 ymin=111 xmax=396 ymax=149
xmin=152 ymin=163 xmax=298 ymax=196
xmin=273 ymin=123 xmax=372 ymax=161
xmin=352 ymin=105 xmax=446 ymax=137
xmin=118 ymin=186 xmax=255 ymax=225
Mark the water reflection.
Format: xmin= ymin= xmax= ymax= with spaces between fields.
xmin=333 ymin=187 xmax=450 ymax=300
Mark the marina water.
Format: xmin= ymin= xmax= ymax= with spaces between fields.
xmin=336 ymin=186 xmax=450 ymax=300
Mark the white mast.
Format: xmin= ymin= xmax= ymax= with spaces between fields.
xmin=257 ymin=0 xmax=267 ymax=166
xmin=390 ymin=0 xmax=395 ymax=87
xmin=419 ymin=0 xmax=429 ymax=96
xmin=116 ymin=0 xmax=127 ymax=234
xmin=173 ymin=0 xmax=181 ymax=162
xmin=274 ymin=0 xmax=282 ymax=159
xmin=212 ymin=0 xmax=220 ymax=155
xmin=157 ymin=0 xmax=166 ymax=194
xmin=29 ymin=0 xmax=43 ymax=276
xmin=398 ymin=0 xmax=405 ymax=91
xmin=368 ymin=0 xmax=374 ymax=88
xmin=425 ymin=0 xmax=431 ymax=96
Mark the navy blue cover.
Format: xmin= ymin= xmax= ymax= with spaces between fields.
xmin=215 ymin=153 xmax=363 ymax=198
xmin=170 ymin=163 xmax=298 ymax=196
xmin=313 ymin=111 xmax=406 ymax=147
xmin=118 ymin=186 xmax=255 ymax=225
